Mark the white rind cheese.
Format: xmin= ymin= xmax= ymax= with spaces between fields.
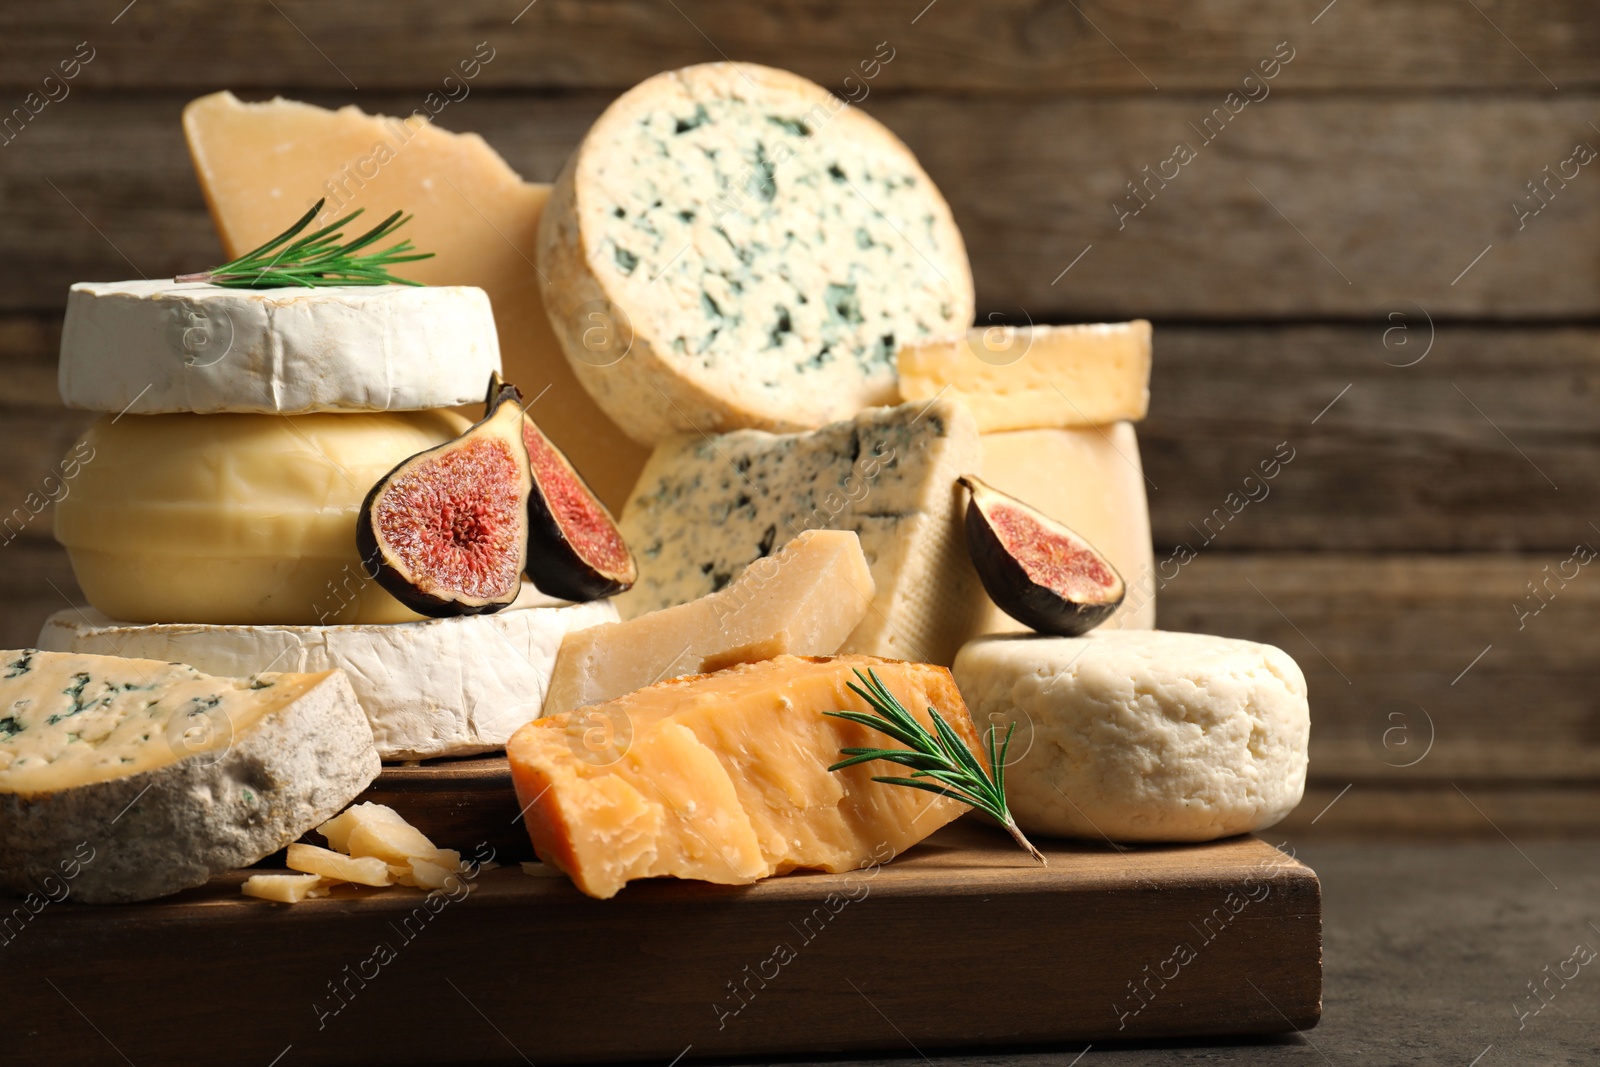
xmin=58 ymin=280 xmax=502 ymax=415
xmin=0 ymin=649 xmax=378 ymax=904
xmin=38 ymin=592 xmax=618 ymax=761
xmin=953 ymin=632 xmax=1310 ymax=843
xmin=538 ymin=62 xmax=974 ymax=446
xmin=618 ymin=400 xmax=983 ymax=666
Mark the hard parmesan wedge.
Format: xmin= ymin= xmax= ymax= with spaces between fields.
xmin=508 ymin=654 xmax=981 ymax=899
xmin=543 ymin=529 xmax=875 ymax=716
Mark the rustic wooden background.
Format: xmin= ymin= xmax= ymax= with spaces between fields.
xmin=1 ymin=1 xmax=1595 ymax=837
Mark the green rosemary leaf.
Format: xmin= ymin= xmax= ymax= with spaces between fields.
xmin=824 ymin=667 xmax=1046 ymax=865
xmin=175 ymin=199 xmax=435 ymax=289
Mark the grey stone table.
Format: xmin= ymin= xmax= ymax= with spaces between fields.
xmin=781 ymin=841 xmax=1600 ymax=1066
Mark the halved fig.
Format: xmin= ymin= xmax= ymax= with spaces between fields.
xmin=486 ymin=375 xmax=637 ymax=601
xmin=356 ymin=392 xmax=532 ymax=617
xmin=959 ymin=474 xmax=1125 ymax=636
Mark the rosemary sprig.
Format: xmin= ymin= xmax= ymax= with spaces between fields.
xmin=825 ymin=668 xmax=1045 ymax=865
xmin=176 ymin=198 xmax=433 ymax=288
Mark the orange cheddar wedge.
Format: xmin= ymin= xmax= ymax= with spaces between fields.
xmin=507 ymin=655 xmax=982 ymax=899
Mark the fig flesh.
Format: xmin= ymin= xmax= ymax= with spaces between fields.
xmin=356 ymin=392 xmax=532 ymax=617
xmin=959 ymin=474 xmax=1125 ymax=636
xmin=486 ymin=376 xmax=637 ymax=601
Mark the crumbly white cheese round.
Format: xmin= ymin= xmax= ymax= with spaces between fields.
xmin=953 ymin=631 xmax=1310 ymax=842
xmin=538 ymin=62 xmax=974 ymax=446
xmin=58 ymin=280 xmax=502 ymax=414
xmin=38 ymin=590 xmax=618 ymax=761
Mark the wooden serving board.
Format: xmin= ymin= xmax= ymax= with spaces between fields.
xmin=4 ymin=760 xmax=1321 ymax=1066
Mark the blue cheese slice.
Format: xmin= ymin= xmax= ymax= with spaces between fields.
xmin=0 ymin=649 xmax=378 ymax=903
xmin=618 ymin=399 xmax=983 ymax=666
xmin=538 ymin=62 xmax=974 ymax=446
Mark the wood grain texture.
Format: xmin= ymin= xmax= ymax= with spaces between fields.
xmin=0 ymin=824 xmax=1320 ymax=1065
xmin=2 ymin=94 xmax=1598 ymax=317
xmin=1280 ymin=781 xmax=1600 ymax=840
xmin=1 ymin=0 xmax=1593 ymax=91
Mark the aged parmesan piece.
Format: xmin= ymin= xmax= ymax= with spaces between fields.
xmin=182 ymin=91 xmax=649 ymax=509
xmin=618 ymin=400 xmax=982 ymax=666
xmin=38 ymin=592 xmax=617 ymax=761
xmin=896 ymin=322 xmax=1152 ymax=433
xmin=953 ymin=632 xmax=1309 ymax=842
xmin=286 ymin=843 xmax=393 ymax=886
xmin=242 ymin=872 xmax=332 ymax=903
xmin=0 ymin=650 xmax=378 ymax=904
xmin=508 ymin=655 xmax=978 ymax=900
xmin=318 ymin=802 xmax=460 ymax=874
xmin=58 ymin=281 xmax=501 ymax=415
xmin=538 ymin=62 xmax=974 ymax=446
xmin=52 ymin=409 xmax=470 ymax=626
xmin=958 ymin=424 xmax=1156 ymax=637
xmin=544 ymin=529 xmax=874 ymax=716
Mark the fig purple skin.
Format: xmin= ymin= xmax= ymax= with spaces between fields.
xmin=959 ymin=475 xmax=1125 ymax=636
xmin=356 ymin=392 xmax=532 ymax=618
xmin=486 ymin=376 xmax=637 ymax=602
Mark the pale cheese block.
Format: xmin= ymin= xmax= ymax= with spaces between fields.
xmin=953 ymin=632 xmax=1309 ymax=843
xmin=509 ymin=654 xmax=978 ymax=899
xmin=53 ymin=409 xmax=470 ymax=626
xmin=618 ymin=399 xmax=983 ymax=666
xmin=960 ymin=424 xmax=1156 ymax=636
xmin=544 ymin=529 xmax=874 ymax=716
xmin=538 ymin=62 xmax=974 ymax=446
xmin=182 ymin=91 xmax=650 ymax=509
xmin=0 ymin=649 xmax=378 ymax=903
xmin=38 ymin=592 xmax=617 ymax=761
xmin=241 ymin=872 xmax=332 ymax=903
xmin=896 ymin=322 xmax=1152 ymax=432
xmin=58 ymin=281 xmax=501 ymax=415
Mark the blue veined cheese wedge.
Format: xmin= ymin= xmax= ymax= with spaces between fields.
xmin=618 ymin=399 xmax=982 ymax=667
xmin=0 ymin=649 xmax=378 ymax=903
xmin=537 ymin=62 xmax=974 ymax=446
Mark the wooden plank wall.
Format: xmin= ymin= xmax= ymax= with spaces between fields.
xmin=2 ymin=1 xmax=1596 ymax=836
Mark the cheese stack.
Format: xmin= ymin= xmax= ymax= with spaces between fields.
xmin=46 ymin=280 xmax=615 ymax=760
xmin=897 ymin=322 xmax=1159 ymax=636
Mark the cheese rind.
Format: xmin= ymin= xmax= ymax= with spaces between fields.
xmin=538 ymin=62 xmax=974 ymax=445
xmin=953 ymin=632 xmax=1309 ymax=843
xmin=619 ymin=400 xmax=983 ymax=666
xmin=53 ymin=409 xmax=470 ymax=625
xmin=544 ymin=529 xmax=874 ymax=716
xmin=58 ymin=281 xmax=501 ymax=415
xmin=183 ymin=91 xmax=650 ymax=510
xmin=509 ymin=655 xmax=978 ymax=899
xmin=0 ymin=650 xmax=378 ymax=903
xmin=897 ymin=322 xmax=1151 ymax=432
xmin=38 ymin=592 xmax=617 ymax=761
xmin=961 ymin=424 xmax=1156 ymax=636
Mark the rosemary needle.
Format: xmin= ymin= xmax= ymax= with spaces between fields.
xmin=176 ymin=198 xmax=433 ymax=288
xmin=825 ymin=668 xmax=1046 ymax=865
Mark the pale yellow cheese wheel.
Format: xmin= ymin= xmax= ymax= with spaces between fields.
xmin=55 ymin=410 xmax=470 ymax=625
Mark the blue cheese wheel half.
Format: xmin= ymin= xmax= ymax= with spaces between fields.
xmin=537 ymin=62 xmax=975 ymax=446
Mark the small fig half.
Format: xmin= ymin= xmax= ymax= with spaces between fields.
xmin=486 ymin=376 xmax=637 ymax=601
xmin=356 ymin=391 xmax=532 ymax=618
xmin=959 ymin=474 xmax=1125 ymax=636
